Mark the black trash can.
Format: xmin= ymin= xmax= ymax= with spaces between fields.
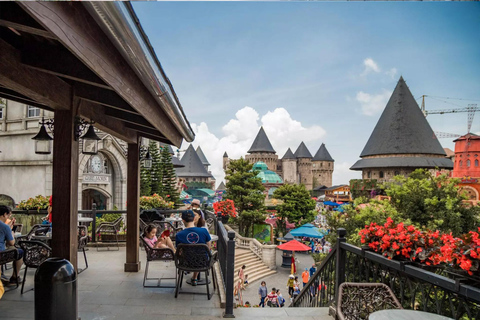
xmin=281 ymin=250 xmax=293 ymax=268
xmin=35 ymin=258 xmax=77 ymax=320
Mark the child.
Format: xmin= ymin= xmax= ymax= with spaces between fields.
xmin=244 ymin=274 xmax=249 ymax=288
xmin=143 ymin=224 xmax=175 ymax=251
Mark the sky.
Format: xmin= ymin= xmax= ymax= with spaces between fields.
xmin=132 ymin=2 xmax=480 ymax=187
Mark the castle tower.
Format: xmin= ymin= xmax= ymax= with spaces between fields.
xmin=312 ymin=143 xmax=334 ymax=187
xmin=223 ymin=151 xmax=229 ymax=171
xmin=294 ymin=141 xmax=313 ymax=190
xmin=196 ymin=146 xmax=210 ymax=172
xmin=245 ymin=127 xmax=278 ymax=171
xmin=176 ymin=144 xmax=215 ymax=188
xmin=281 ymin=148 xmax=297 ymax=184
xmin=350 ymin=76 xmax=453 ymax=182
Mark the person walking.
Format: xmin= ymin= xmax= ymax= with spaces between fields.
xmin=286 ymin=274 xmax=295 ymax=299
xmin=302 ymin=268 xmax=309 ymax=287
xmin=309 ymin=264 xmax=316 ymax=277
xmin=258 ymin=281 xmax=268 ymax=307
xmin=238 ymin=265 xmax=246 ymax=290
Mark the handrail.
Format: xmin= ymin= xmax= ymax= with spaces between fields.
xmin=225 ymin=225 xmax=264 ymax=260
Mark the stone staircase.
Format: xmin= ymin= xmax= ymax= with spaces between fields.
xmin=234 ymin=248 xmax=277 ymax=285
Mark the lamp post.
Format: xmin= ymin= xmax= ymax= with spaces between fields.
xmin=80 ymin=123 xmax=101 ymax=155
xmin=32 ymin=117 xmax=53 ymax=155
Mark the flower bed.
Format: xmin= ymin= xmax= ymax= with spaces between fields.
xmin=139 ymin=194 xmax=175 ymax=210
xmin=16 ymin=195 xmax=50 ymax=211
xmin=359 ymin=217 xmax=480 ymax=275
xmin=213 ymin=199 xmax=237 ymax=218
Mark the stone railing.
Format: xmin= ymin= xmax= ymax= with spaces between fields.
xmin=225 ymin=225 xmax=277 ymax=270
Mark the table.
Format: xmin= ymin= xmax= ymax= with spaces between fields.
xmin=165 ymin=217 xmax=182 ymax=229
xmin=210 ymin=235 xmax=218 ymax=242
xmin=78 ymin=217 xmax=93 ymax=223
xmin=369 ymin=310 xmax=454 ymax=320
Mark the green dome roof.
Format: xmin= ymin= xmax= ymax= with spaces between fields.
xmin=252 ymin=161 xmax=283 ymax=184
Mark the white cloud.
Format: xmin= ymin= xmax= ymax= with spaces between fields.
xmin=362 ymin=58 xmax=381 ymax=75
xmin=385 ymin=67 xmax=397 ymax=79
xmin=333 ymin=161 xmax=361 ymax=186
xmin=181 ymin=107 xmax=326 ymax=188
xmin=356 ymin=89 xmax=392 ymax=116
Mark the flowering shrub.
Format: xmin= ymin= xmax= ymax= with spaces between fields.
xmin=359 ymin=218 xmax=480 ymax=275
xmin=213 ymin=199 xmax=237 ymax=218
xmin=16 ymin=195 xmax=50 ymax=211
xmin=140 ymin=194 xmax=174 ymax=210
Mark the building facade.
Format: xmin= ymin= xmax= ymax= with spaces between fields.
xmin=451 ymin=133 xmax=480 ymax=202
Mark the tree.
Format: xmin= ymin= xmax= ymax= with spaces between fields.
xmin=159 ymin=146 xmax=180 ymax=206
xmin=273 ymin=184 xmax=317 ymax=236
xmin=148 ymin=141 xmax=163 ymax=196
xmin=224 ymin=158 xmax=266 ymax=237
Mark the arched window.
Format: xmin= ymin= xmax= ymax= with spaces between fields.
xmin=379 ymin=171 xmax=384 ymax=178
xmin=476 ymin=159 xmax=479 ymax=167
xmin=367 ymin=171 xmax=371 ymax=178
xmin=467 ymin=160 xmax=471 ymax=167
xmin=460 ymin=160 xmax=463 ymax=167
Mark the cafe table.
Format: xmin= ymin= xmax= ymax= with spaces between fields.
xmin=369 ymin=309 xmax=454 ymax=320
xmin=165 ymin=217 xmax=183 ymax=229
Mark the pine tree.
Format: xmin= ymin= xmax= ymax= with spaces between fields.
xmin=140 ymin=146 xmax=152 ymax=196
xmin=149 ymin=141 xmax=163 ymax=195
xmin=159 ymin=146 xmax=180 ymax=206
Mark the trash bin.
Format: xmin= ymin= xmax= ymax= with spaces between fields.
xmin=35 ymin=257 xmax=77 ymax=320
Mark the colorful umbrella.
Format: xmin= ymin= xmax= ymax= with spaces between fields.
xmin=277 ymin=239 xmax=312 ymax=251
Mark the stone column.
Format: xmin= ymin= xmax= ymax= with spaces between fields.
xmin=262 ymin=244 xmax=277 ymax=270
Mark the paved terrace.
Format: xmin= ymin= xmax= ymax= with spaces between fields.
xmin=1 ymin=248 xmax=331 ymax=320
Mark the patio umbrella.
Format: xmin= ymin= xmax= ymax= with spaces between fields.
xmin=300 ymin=223 xmax=315 ymax=228
xmin=278 ymin=240 xmax=311 ymax=275
xmin=290 ymin=225 xmax=325 ymax=238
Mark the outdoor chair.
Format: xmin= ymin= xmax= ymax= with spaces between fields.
xmin=96 ymin=217 xmax=123 ymax=251
xmin=174 ymin=243 xmax=217 ymax=300
xmin=77 ymin=225 xmax=89 ymax=274
xmin=18 ymin=240 xmax=52 ymax=294
xmin=140 ymin=237 xmax=176 ymax=288
xmin=0 ymin=248 xmax=19 ymax=290
xmin=16 ymin=224 xmax=47 ymax=242
xmin=336 ymin=282 xmax=402 ymax=320
xmin=13 ymin=223 xmax=23 ymax=234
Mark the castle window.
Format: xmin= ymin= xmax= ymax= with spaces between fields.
xmin=394 ymin=171 xmax=400 ymax=176
xmin=476 ymin=160 xmax=479 ymax=167
xmin=460 ymin=155 xmax=462 ymax=158
xmin=460 ymin=160 xmax=463 ymax=167
xmin=27 ymin=106 xmax=40 ymax=118
xmin=475 ymin=154 xmax=478 ymax=157
xmin=367 ymin=171 xmax=371 ymax=178
xmin=379 ymin=171 xmax=384 ymax=178
xmin=320 ymin=163 xmax=323 ymax=167
xmin=467 ymin=160 xmax=471 ymax=167
xmin=328 ymin=163 xmax=330 ymax=167
xmin=313 ymin=164 xmax=316 ymax=168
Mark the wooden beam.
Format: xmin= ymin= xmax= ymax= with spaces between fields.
xmin=137 ymin=132 xmax=172 ymax=145
xmin=0 ymin=38 xmax=71 ymax=110
xmin=51 ymin=109 xmax=79 ymax=270
xmin=124 ymin=122 xmax=168 ymax=140
xmin=75 ymin=83 xmax=137 ymax=114
xmin=104 ymin=108 xmax=155 ymax=129
xmin=0 ymin=19 xmax=56 ymax=39
xmin=0 ymin=86 xmax=53 ymax=111
xmin=20 ymin=2 xmax=184 ymax=146
xmin=125 ymin=139 xmax=141 ymax=272
xmin=79 ymin=100 xmax=137 ymax=144
xmin=22 ymin=42 xmax=111 ymax=90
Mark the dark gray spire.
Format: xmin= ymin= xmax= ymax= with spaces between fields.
xmin=313 ymin=143 xmax=334 ymax=161
xmin=282 ymin=148 xmax=296 ymax=160
xmin=360 ymin=77 xmax=446 ymax=157
xmin=223 ymin=152 xmax=228 ymax=157
xmin=196 ymin=146 xmax=210 ymax=166
xmin=247 ymin=127 xmax=276 ymax=154
xmin=172 ymin=156 xmax=184 ymax=168
xmin=294 ymin=142 xmax=312 ymax=158
xmin=217 ymin=181 xmax=226 ymax=191
xmin=175 ymin=144 xmax=212 ymax=177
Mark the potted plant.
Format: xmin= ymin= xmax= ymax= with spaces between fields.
xmin=213 ymin=199 xmax=237 ymax=223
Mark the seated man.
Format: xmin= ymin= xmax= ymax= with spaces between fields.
xmin=0 ymin=205 xmax=24 ymax=286
xmin=175 ymin=210 xmax=211 ymax=286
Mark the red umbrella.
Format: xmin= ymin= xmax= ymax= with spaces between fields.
xmin=277 ymin=239 xmax=311 ymax=251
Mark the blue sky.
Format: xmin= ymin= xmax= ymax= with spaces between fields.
xmin=133 ymin=2 xmax=480 ymax=186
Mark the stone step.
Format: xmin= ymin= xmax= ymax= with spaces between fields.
xmin=235 ymin=269 xmax=276 ymax=285
xmin=235 ymin=251 xmax=254 ymax=259
xmin=235 ymin=256 xmax=261 ymax=267
xmin=235 ymin=260 xmax=264 ymax=271
xmin=232 ymin=307 xmax=332 ymax=320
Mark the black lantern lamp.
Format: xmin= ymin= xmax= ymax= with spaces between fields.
xmin=143 ymin=149 xmax=153 ymax=169
xmin=80 ymin=123 xmax=101 ymax=155
xmin=32 ymin=118 xmax=53 ymax=154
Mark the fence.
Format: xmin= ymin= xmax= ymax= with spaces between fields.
xmin=214 ymin=211 xmax=236 ymax=318
xmin=292 ymin=228 xmax=480 ymax=319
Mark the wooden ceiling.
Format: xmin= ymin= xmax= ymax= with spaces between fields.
xmin=0 ymin=2 xmax=190 ymax=146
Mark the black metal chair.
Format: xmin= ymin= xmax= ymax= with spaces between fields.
xmin=16 ymin=224 xmax=48 ymax=242
xmin=78 ymin=225 xmax=89 ymax=274
xmin=174 ymin=243 xmax=217 ymax=300
xmin=0 ymin=248 xmax=19 ymax=290
xmin=140 ymin=237 xmax=176 ymax=288
xmin=96 ymin=217 xmax=123 ymax=251
xmin=337 ymin=282 xmax=402 ymax=320
xmin=18 ymin=240 xmax=52 ymax=294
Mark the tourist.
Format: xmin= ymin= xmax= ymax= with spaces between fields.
xmin=244 ymin=274 xmax=249 ymax=287
xmin=175 ymin=210 xmax=211 ymax=286
xmin=276 ymin=289 xmax=285 ymax=307
xmin=0 ymin=205 xmax=23 ymax=286
xmin=294 ymin=276 xmax=301 ymax=289
xmin=142 ymin=224 xmax=175 ymax=251
xmin=293 ymin=284 xmax=301 ymax=300
xmin=189 ymin=199 xmax=206 ymax=227
xmin=286 ymin=274 xmax=295 ymax=298
xmin=266 ymin=287 xmax=279 ymax=307
xmin=258 ymin=281 xmax=268 ymax=307
xmin=302 ymin=268 xmax=309 ymax=287
xmin=309 ymin=263 xmax=316 ymax=277
xmin=238 ymin=265 xmax=246 ymax=289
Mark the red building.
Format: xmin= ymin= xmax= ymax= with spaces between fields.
xmin=452 ymin=133 xmax=480 ymax=202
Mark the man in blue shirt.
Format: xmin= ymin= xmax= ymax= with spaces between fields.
xmin=176 ymin=210 xmax=211 ymax=286
xmin=309 ymin=263 xmax=316 ymax=277
xmin=0 ymin=205 xmax=24 ymax=286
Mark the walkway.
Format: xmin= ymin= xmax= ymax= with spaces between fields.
xmin=1 ymin=247 xmax=222 ymax=319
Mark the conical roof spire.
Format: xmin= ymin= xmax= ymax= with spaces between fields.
xmin=223 ymin=152 xmax=228 ymax=157
xmin=294 ymin=142 xmax=312 ymax=158
xmin=360 ymin=77 xmax=446 ymax=157
xmin=248 ymin=127 xmax=276 ymax=154
xmin=176 ymin=144 xmax=213 ymax=178
xmin=196 ymin=146 xmax=210 ymax=166
xmin=313 ymin=143 xmax=334 ymax=161
xmin=216 ymin=181 xmax=226 ymax=191
xmin=282 ymin=148 xmax=296 ymax=160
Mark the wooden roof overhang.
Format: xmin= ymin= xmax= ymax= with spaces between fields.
xmin=0 ymin=1 xmax=194 ymax=146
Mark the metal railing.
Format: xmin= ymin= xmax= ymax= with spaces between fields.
xmin=215 ymin=212 xmax=235 ymax=318
xmin=292 ymin=228 xmax=480 ymax=320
